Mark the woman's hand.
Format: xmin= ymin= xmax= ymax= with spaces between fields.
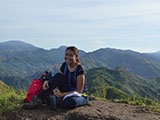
xmin=43 ymin=81 xmax=49 ymax=90
xmin=54 ymin=89 xmax=64 ymax=97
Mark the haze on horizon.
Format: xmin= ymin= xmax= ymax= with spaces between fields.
xmin=0 ymin=0 xmax=160 ymax=53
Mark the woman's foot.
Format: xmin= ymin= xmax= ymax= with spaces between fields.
xmin=23 ymin=96 xmax=43 ymax=109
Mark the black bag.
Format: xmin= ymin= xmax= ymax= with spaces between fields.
xmin=40 ymin=71 xmax=52 ymax=82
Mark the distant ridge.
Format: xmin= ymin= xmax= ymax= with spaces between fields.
xmin=57 ymin=46 xmax=67 ymax=51
xmin=0 ymin=40 xmax=38 ymax=51
xmin=51 ymin=45 xmax=86 ymax=57
xmin=81 ymin=47 xmax=160 ymax=79
xmin=0 ymin=40 xmax=35 ymax=47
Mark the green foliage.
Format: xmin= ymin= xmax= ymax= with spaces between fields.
xmin=86 ymin=66 xmax=160 ymax=112
xmin=86 ymin=67 xmax=160 ymax=101
xmin=106 ymin=87 xmax=129 ymax=100
xmin=113 ymin=96 xmax=160 ymax=112
xmin=0 ymin=81 xmax=26 ymax=114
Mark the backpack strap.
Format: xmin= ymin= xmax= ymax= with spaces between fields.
xmin=64 ymin=63 xmax=67 ymax=76
xmin=68 ymin=72 xmax=71 ymax=88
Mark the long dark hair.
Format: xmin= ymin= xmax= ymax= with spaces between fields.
xmin=65 ymin=46 xmax=81 ymax=64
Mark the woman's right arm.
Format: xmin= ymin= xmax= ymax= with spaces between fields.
xmin=43 ymin=81 xmax=49 ymax=90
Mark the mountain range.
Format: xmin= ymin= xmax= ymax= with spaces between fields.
xmin=1 ymin=40 xmax=160 ymax=101
xmin=81 ymin=48 xmax=160 ymax=79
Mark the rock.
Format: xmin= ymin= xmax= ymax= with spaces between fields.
xmin=1 ymin=100 xmax=160 ymax=120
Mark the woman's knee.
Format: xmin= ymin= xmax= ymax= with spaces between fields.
xmin=61 ymin=97 xmax=77 ymax=108
xmin=61 ymin=96 xmax=89 ymax=108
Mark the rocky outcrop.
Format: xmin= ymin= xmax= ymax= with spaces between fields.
xmin=1 ymin=100 xmax=160 ymax=120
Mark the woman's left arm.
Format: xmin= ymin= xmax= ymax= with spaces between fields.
xmin=76 ymin=74 xmax=85 ymax=93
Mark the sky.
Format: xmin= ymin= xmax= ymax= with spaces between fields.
xmin=0 ymin=0 xmax=160 ymax=53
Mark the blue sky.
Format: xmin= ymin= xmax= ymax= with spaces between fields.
xmin=0 ymin=0 xmax=160 ymax=53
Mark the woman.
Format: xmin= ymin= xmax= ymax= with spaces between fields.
xmin=23 ymin=46 xmax=89 ymax=109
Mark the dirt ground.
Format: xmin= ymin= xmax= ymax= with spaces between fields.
xmin=1 ymin=100 xmax=160 ymax=120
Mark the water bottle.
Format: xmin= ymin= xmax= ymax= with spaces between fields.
xmin=49 ymin=94 xmax=57 ymax=110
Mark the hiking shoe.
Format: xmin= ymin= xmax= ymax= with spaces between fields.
xmin=23 ymin=96 xmax=43 ymax=109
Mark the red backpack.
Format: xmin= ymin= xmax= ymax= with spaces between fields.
xmin=24 ymin=79 xmax=43 ymax=103
xmin=24 ymin=71 xmax=52 ymax=103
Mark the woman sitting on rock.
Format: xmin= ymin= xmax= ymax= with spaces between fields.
xmin=23 ymin=46 xmax=89 ymax=109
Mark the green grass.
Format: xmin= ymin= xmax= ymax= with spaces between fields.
xmin=0 ymin=82 xmax=26 ymax=114
xmin=111 ymin=96 xmax=160 ymax=112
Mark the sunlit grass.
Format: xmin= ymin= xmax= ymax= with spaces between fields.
xmin=0 ymin=85 xmax=26 ymax=114
xmin=111 ymin=96 xmax=160 ymax=112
